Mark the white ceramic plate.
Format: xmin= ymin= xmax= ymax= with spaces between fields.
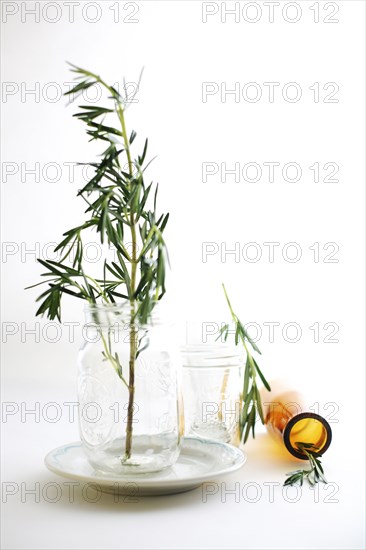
xmin=45 ymin=437 xmax=246 ymax=496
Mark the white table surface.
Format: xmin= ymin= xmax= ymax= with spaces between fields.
xmin=1 ymin=380 xmax=364 ymax=550
xmin=2 ymin=1 xmax=365 ymax=547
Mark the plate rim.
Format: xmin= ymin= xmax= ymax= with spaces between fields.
xmin=44 ymin=437 xmax=247 ymax=488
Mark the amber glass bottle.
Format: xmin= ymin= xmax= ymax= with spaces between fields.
xmin=260 ymin=380 xmax=332 ymax=460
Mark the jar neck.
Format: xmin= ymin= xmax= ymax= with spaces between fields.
xmin=84 ymin=301 xmax=164 ymax=329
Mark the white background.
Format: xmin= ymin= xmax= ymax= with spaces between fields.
xmin=1 ymin=1 xmax=365 ymax=549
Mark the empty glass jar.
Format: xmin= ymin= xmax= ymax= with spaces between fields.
xmin=78 ymin=302 xmax=183 ymax=474
xmin=182 ymin=345 xmax=242 ymax=445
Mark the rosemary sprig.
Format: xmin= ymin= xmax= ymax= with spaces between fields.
xmin=218 ymin=284 xmax=271 ymax=443
xmin=26 ymin=63 xmax=169 ymax=326
xmin=26 ymin=63 xmax=169 ymax=461
xmin=284 ymin=442 xmax=328 ymax=487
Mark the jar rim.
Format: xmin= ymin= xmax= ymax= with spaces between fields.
xmin=181 ymin=343 xmax=243 ymax=368
xmin=84 ymin=300 xmax=159 ymax=312
xmin=181 ymin=343 xmax=241 ymax=353
xmin=84 ymin=299 xmax=171 ymax=328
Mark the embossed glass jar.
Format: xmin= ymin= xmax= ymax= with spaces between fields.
xmin=182 ymin=345 xmax=242 ymax=445
xmin=78 ymin=303 xmax=183 ymax=474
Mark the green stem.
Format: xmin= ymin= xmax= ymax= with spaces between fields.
xmin=117 ymin=104 xmax=133 ymax=175
xmin=93 ymin=73 xmax=133 ymax=175
xmin=84 ymin=275 xmax=110 ymax=302
xmin=115 ymin=98 xmax=137 ymax=461
xmin=136 ymin=225 xmax=164 ymax=262
xmin=100 ymin=332 xmax=129 ymax=389
xmin=222 ymin=283 xmax=263 ymax=433
xmin=125 ymin=225 xmax=137 ymax=460
xmin=222 ymin=283 xmax=255 ymax=372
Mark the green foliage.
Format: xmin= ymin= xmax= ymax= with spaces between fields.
xmin=284 ymin=443 xmax=328 ymax=487
xmin=218 ymin=284 xmax=271 ymax=443
xmin=27 ymin=63 xmax=169 ymax=326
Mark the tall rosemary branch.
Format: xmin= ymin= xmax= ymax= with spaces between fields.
xmin=284 ymin=443 xmax=328 ymax=487
xmin=26 ymin=63 xmax=169 ymax=461
xmin=218 ymin=284 xmax=271 ymax=443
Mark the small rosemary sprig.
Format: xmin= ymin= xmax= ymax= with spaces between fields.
xmin=284 ymin=442 xmax=328 ymax=487
xmin=218 ymin=284 xmax=271 ymax=443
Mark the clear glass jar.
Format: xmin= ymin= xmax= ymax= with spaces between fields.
xmin=260 ymin=379 xmax=332 ymax=459
xmin=182 ymin=345 xmax=242 ymax=445
xmin=77 ymin=302 xmax=183 ymax=474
